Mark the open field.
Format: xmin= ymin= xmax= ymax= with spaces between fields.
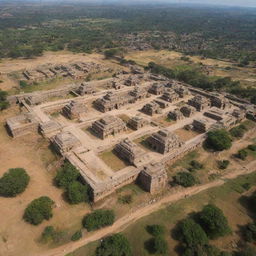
xmin=70 ymin=171 xmax=256 ymax=256
xmin=0 ymin=107 xmax=91 ymax=256
xmin=125 ymin=50 xmax=256 ymax=87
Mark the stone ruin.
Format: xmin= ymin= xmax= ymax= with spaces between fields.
xmin=148 ymin=83 xmax=165 ymax=95
xmin=124 ymin=76 xmax=140 ymax=86
xmin=129 ymin=86 xmax=149 ymax=100
xmin=114 ymin=138 xmax=149 ymax=167
xmin=62 ymin=100 xmax=88 ymax=120
xmin=138 ymin=162 xmax=168 ymax=194
xmin=174 ymin=85 xmax=191 ymax=98
xmin=210 ymin=94 xmax=231 ymax=109
xmin=168 ymin=108 xmax=185 ymax=121
xmin=51 ymin=131 xmax=81 ymax=154
xmin=188 ymin=95 xmax=211 ymax=112
xmin=77 ymin=82 xmax=95 ymax=95
xmin=154 ymin=99 xmax=169 ymax=109
xmin=91 ymin=115 xmax=127 ymax=139
xmin=94 ymin=91 xmax=134 ymax=113
xmin=6 ymin=112 xmax=39 ymax=138
xmin=161 ymin=89 xmax=179 ymax=103
xmin=180 ymin=105 xmax=197 ymax=117
xmin=147 ymin=129 xmax=184 ymax=154
xmin=141 ymin=101 xmax=162 ymax=116
xmin=192 ymin=118 xmax=213 ymax=133
xmin=39 ymin=120 xmax=62 ymax=137
xmin=128 ymin=116 xmax=149 ymax=130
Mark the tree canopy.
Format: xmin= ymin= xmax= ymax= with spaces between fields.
xmin=173 ymin=172 xmax=197 ymax=187
xmin=206 ymin=129 xmax=232 ymax=151
xmin=0 ymin=168 xmax=30 ymax=197
xmin=67 ymin=181 xmax=89 ymax=204
xmin=23 ymin=196 xmax=54 ymax=225
xmin=83 ymin=209 xmax=115 ymax=231
xmin=198 ymin=204 xmax=231 ymax=239
xmin=96 ymin=233 xmax=132 ymax=256
xmin=0 ymin=90 xmax=9 ymax=111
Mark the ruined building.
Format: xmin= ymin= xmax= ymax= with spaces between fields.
xmin=168 ymin=109 xmax=185 ymax=121
xmin=62 ymin=100 xmax=88 ymax=120
xmin=114 ymin=138 xmax=149 ymax=167
xmin=161 ymin=89 xmax=179 ymax=103
xmin=139 ymin=162 xmax=168 ymax=194
xmin=141 ymin=101 xmax=162 ymax=116
xmin=91 ymin=115 xmax=127 ymax=139
xmin=174 ymin=85 xmax=190 ymax=98
xmin=210 ymin=95 xmax=231 ymax=109
xmin=180 ymin=105 xmax=197 ymax=117
xmin=128 ymin=116 xmax=149 ymax=130
xmin=77 ymin=82 xmax=95 ymax=95
xmin=192 ymin=118 xmax=213 ymax=133
xmin=51 ymin=131 xmax=81 ymax=154
xmin=6 ymin=113 xmax=39 ymax=138
xmin=94 ymin=91 xmax=134 ymax=112
xmin=147 ymin=129 xmax=183 ymax=154
xmin=188 ymin=95 xmax=211 ymax=112
xmin=148 ymin=83 xmax=165 ymax=95
xmin=129 ymin=86 xmax=149 ymax=100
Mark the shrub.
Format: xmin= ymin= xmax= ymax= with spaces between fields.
xmin=242 ymin=222 xmax=256 ymax=242
xmin=242 ymin=183 xmax=251 ymax=191
xmin=55 ymin=162 xmax=80 ymax=189
xmin=96 ymin=233 xmax=132 ymax=256
xmin=249 ymin=191 xmax=256 ymax=213
xmin=71 ymin=230 xmax=82 ymax=241
xmin=177 ymin=218 xmax=208 ymax=247
xmin=0 ymin=89 xmax=9 ymax=111
xmin=0 ymin=168 xmax=30 ymax=197
xmin=153 ymin=236 xmax=168 ymax=255
xmin=19 ymin=80 xmax=28 ymax=88
xmin=206 ymin=129 xmax=232 ymax=151
xmin=217 ymin=160 xmax=230 ymax=170
xmin=118 ymin=194 xmax=133 ymax=204
xmin=67 ymin=181 xmax=89 ymax=204
xmin=198 ymin=204 xmax=231 ymax=239
xmin=236 ymin=149 xmax=248 ymax=160
xmin=189 ymin=160 xmax=203 ymax=171
xmin=230 ymin=125 xmax=247 ymax=138
xmin=236 ymin=246 xmax=256 ymax=256
xmin=23 ymin=196 xmax=54 ymax=225
xmin=147 ymin=224 xmax=165 ymax=237
xmin=173 ymin=172 xmax=197 ymax=187
xmin=82 ymin=209 xmax=115 ymax=231
xmin=41 ymin=226 xmax=55 ymax=243
xmin=248 ymin=144 xmax=256 ymax=151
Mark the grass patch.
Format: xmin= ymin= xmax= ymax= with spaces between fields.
xmin=171 ymin=150 xmax=200 ymax=169
xmin=99 ymin=149 xmax=129 ymax=172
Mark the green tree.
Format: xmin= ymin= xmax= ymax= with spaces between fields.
xmin=0 ymin=89 xmax=9 ymax=111
xmin=67 ymin=181 xmax=89 ymax=204
xmin=71 ymin=230 xmax=82 ymax=241
xmin=217 ymin=160 xmax=230 ymax=170
xmin=0 ymin=168 xmax=30 ymax=197
xmin=23 ymin=196 xmax=54 ymax=225
xmin=230 ymin=125 xmax=247 ymax=138
xmin=147 ymin=224 xmax=165 ymax=237
xmin=206 ymin=129 xmax=232 ymax=151
xmin=96 ymin=233 xmax=132 ymax=256
xmin=153 ymin=236 xmax=168 ymax=255
xmin=54 ymin=162 xmax=80 ymax=189
xmin=177 ymin=218 xmax=208 ymax=247
xmin=236 ymin=149 xmax=248 ymax=160
xmin=198 ymin=204 xmax=231 ymax=239
xmin=82 ymin=209 xmax=115 ymax=231
xmin=173 ymin=172 xmax=197 ymax=187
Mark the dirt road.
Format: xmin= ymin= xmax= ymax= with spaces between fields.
xmin=37 ymin=160 xmax=256 ymax=256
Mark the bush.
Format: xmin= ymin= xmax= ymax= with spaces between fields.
xmin=217 ymin=160 xmax=230 ymax=170
xmin=173 ymin=172 xmax=197 ymax=187
xmin=230 ymin=125 xmax=247 ymax=138
xmin=235 ymin=246 xmax=256 ymax=256
xmin=189 ymin=160 xmax=203 ymax=171
xmin=96 ymin=233 xmax=132 ymax=256
xmin=147 ymin=224 xmax=165 ymax=237
xmin=41 ymin=226 xmax=55 ymax=242
xmin=236 ymin=149 xmax=248 ymax=160
xmin=55 ymin=162 xmax=80 ymax=189
xmin=153 ymin=236 xmax=168 ymax=255
xmin=242 ymin=222 xmax=256 ymax=242
xmin=0 ymin=168 xmax=30 ymax=197
xmin=23 ymin=196 xmax=54 ymax=225
xmin=248 ymin=144 xmax=256 ymax=151
xmin=67 ymin=181 xmax=89 ymax=204
xmin=177 ymin=218 xmax=208 ymax=247
xmin=118 ymin=194 xmax=133 ymax=204
xmin=198 ymin=204 xmax=231 ymax=239
xmin=82 ymin=209 xmax=115 ymax=231
xmin=206 ymin=129 xmax=232 ymax=151
xmin=0 ymin=89 xmax=9 ymax=111
xmin=19 ymin=80 xmax=28 ymax=88
xmin=249 ymin=191 xmax=256 ymax=213
xmin=71 ymin=230 xmax=82 ymax=241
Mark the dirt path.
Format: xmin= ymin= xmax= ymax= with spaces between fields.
xmin=37 ymin=160 xmax=256 ymax=256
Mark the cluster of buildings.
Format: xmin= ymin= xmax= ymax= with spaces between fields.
xmin=5 ymin=64 xmax=256 ymax=202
